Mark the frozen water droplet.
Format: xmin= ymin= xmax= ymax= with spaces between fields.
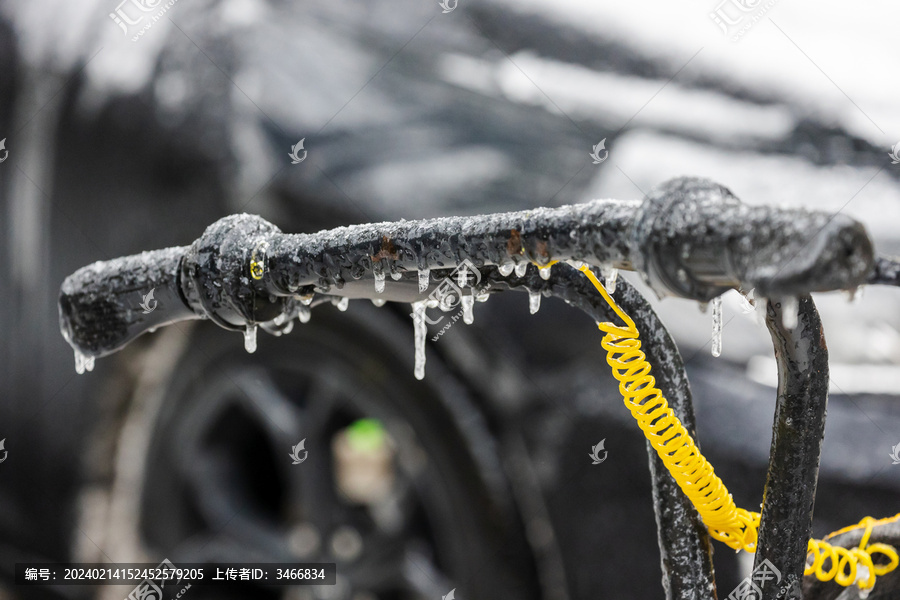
xmin=698 ymin=302 xmax=709 ymax=314
xmin=462 ymin=295 xmax=474 ymax=324
xmin=498 ymin=261 xmax=515 ymax=276
xmin=371 ymin=298 xmax=387 ymax=307
xmin=390 ymin=270 xmax=402 ymax=280
xmin=244 ymin=325 xmax=258 ymax=354
xmin=600 ymin=265 xmax=618 ymax=293
xmin=411 ymin=302 xmax=427 ymax=380
xmin=475 ymin=290 xmax=490 ymax=302
xmin=539 ymin=265 xmax=552 ymax=280
xmin=74 ymin=349 xmax=87 ymax=374
xmin=374 ymin=270 xmax=385 ymax=294
xmin=336 ymin=297 xmax=349 ymax=312
xmin=515 ymin=262 xmax=528 ymax=277
xmin=847 ymin=286 xmax=864 ymax=303
xmin=711 ymin=296 xmax=723 ymax=358
xmin=529 ymin=290 xmax=541 ymax=314
xmin=457 ymin=264 xmax=469 ymax=288
xmin=84 ymin=356 xmax=95 ymax=372
xmin=298 ymin=305 xmax=311 ymax=323
xmin=282 ymin=321 xmax=294 ymax=335
xmin=781 ymin=296 xmax=799 ymax=329
xmin=300 ymin=295 xmax=314 ymax=306
xmin=566 ymin=259 xmax=585 ymax=270
xmin=418 ymin=269 xmax=430 ymax=293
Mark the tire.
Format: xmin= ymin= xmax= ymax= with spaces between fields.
xmin=81 ymin=301 xmax=539 ymax=600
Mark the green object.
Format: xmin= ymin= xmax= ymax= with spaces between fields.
xmin=346 ymin=418 xmax=386 ymax=453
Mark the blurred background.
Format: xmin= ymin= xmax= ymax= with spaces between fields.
xmin=0 ymin=0 xmax=898 ymax=598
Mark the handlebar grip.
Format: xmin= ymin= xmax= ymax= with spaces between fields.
xmin=58 ymin=246 xmax=198 ymax=358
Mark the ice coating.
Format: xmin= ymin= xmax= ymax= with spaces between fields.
xmin=374 ymin=270 xmax=386 ymax=293
xmin=781 ymin=296 xmax=799 ymax=329
xmin=529 ymin=290 xmax=541 ymax=314
xmin=265 ymin=199 xmax=638 ymax=301
xmin=58 ymin=177 xmax=878 ymax=362
xmin=514 ymin=262 xmax=528 ymax=277
xmin=462 ymin=295 xmax=474 ymax=324
xmin=710 ymin=296 xmax=723 ymax=357
xmin=411 ymin=302 xmax=427 ymax=380
xmin=601 ymin=265 xmax=618 ymax=293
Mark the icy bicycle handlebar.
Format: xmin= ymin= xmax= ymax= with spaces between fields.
xmin=59 ymin=177 xmax=877 ymax=359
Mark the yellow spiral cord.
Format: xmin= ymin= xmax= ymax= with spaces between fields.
xmin=571 ymin=264 xmax=899 ymax=589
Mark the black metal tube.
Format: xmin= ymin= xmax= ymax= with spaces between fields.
xmin=59 ymin=176 xmax=877 ymax=358
xmin=260 ymin=177 xmax=873 ymax=305
xmin=493 ymin=264 xmax=717 ymax=600
xmin=753 ymin=295 xmax=829 ymax=600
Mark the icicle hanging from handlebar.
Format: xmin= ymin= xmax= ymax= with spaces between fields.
xmin=74 ymin=348 xmax=95 ymax=374
xmin=411 ymin=302 xmax=427 ymax=380
xmin=244 ymin=325 xmax=258 ymax=354
xmin=711 ymin=296 xmax=723 ymax=357
xmin=298 ymin=305 xmax=311 ymax=323
xmin=600 ymin=265 xmax=618 ymax=293
xmin=462 ymin=296 xmax=474 ymax=324
xmin=529 ymin=290 xmax=541 ymax=314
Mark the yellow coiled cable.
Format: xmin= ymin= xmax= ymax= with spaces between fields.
xmin=570 ymin=263 xmax=899 ymax=589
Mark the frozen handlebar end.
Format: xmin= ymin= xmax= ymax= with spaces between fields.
xmin=631 ymin=177 xmax=875 ymax=301
xmin=58 ymin=247 xmax=196 ymax=358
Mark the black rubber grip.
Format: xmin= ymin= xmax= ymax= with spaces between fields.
xmin=58 ymin=246 xmax=198 ymax=358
